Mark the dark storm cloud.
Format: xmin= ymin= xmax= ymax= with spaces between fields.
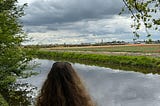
xmin=22 ymin=0 xmax=124 ymax=26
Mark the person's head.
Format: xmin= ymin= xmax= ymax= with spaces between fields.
xmin=36 ymin=62 xmax=95 ymax=106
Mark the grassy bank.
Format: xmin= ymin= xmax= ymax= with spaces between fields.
xmin=32 ymin=50 xmax=160 ymax=74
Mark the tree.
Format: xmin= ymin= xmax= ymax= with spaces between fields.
xmin=0 ymin=0 xmax=33 ymax=105
xmin=121 ymin=0 xmax=160 ymax=38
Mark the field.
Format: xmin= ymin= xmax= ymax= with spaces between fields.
xmin=29 ymin=44 xmax=160 ymax=74
xmin=41 ymin=44 xmax=160 ymax=57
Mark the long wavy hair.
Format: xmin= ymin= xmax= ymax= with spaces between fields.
xmin=36 ymin=62 xmax=95 ymax=106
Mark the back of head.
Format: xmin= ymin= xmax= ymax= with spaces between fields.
xmin=36 ymin=62 xmax=95 ymax=106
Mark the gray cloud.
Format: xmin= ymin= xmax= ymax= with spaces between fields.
xmin=22 ymin=0 xmax=124 ymax=25
xmin=20 ymin=0 xmax=159 ymax=45
xmin=23 ymin=16 xmax=132 ymax=35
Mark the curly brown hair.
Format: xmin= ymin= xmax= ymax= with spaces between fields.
xmin=36 ymin=62 xmax=95 ymax=106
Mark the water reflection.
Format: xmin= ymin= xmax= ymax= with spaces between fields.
xmin=21 ymin=59 xmax=160 ymax=106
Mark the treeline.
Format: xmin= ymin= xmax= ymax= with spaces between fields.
xmin=23 ymin=40 xmax=160 ymax=48
xmin=31 ymin=50 xmax=160 ymax=74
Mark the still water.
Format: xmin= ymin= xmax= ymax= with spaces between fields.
xmin=21 ymin=59 xmax=160 ymax=106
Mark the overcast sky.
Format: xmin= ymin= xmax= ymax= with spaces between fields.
xmin=18 ymin=0 xmax=159 ymax=45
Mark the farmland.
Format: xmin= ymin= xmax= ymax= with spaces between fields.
xmin=40 ymin=44 xmax=160 ymax=57
xmin=28 ymin=44 xmax=160 ymax=74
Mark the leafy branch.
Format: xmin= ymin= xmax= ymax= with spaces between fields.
xmin=121 ymin=0 xmax=160 ymax=39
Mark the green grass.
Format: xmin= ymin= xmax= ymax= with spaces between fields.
xmin=32 ymin=50 xmax=160 ymax=74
